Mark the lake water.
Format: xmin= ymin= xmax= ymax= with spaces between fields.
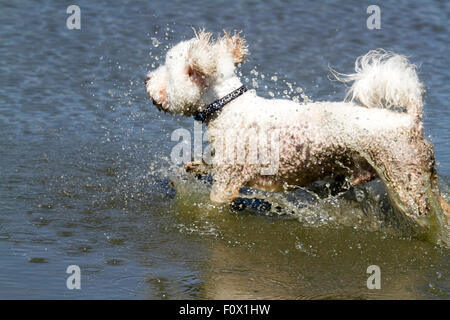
xmin=0 ymin=0 xmax=448 ymax=299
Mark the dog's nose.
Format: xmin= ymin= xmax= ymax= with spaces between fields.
xmin=145 ymin=76 xmax=151 ymax=84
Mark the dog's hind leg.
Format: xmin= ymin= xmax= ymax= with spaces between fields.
xmin=351 ymin=159 xmax=378 ymax=186
xmin=363 ymin=136 xmax=448 ymax=243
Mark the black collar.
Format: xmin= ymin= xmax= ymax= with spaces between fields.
xmin=194 ymin=85 xmax=248 ymax=122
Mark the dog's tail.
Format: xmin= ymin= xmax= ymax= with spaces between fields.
xmin=331 ymin=49 xmax=424 ymax=120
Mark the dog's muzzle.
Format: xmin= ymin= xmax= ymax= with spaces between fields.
xmin=145 ymin=75 xmax=166 ymax=112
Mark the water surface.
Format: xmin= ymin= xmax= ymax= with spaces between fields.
xmin=0 ymin=0 xmax=448 ymax=299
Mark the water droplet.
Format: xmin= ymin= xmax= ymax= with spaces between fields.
xmin=151 ymin=37 xmax=161 ymax=48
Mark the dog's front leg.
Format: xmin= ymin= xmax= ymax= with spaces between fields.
xmin=182 ymin=160 xmax=211 ymax=177
xmin=209 ymin=170 xmax=245 ymax=205
xmin=210 ymin=181 xmax=242 ymax=205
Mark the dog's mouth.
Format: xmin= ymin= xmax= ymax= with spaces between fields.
xmin=152 ymin=98 xmax=167 ymax=112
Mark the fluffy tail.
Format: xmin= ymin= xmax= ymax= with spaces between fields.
xmin=331 ymin=49 xmax=424 ymax=120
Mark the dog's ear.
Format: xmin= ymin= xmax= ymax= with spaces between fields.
xmin=220 ymin=30 xmax=248 ymax=65
xmin=187 ymin=29 xmax=217 ymax=80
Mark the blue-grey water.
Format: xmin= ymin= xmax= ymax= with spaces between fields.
xmin=0 ymin=0 xmax=449 ymax=299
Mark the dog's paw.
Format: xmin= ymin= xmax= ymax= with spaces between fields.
xmin=182 ymin=160 xmax=211 ymax=177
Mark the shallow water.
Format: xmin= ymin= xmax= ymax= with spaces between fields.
xmin=0 ymin=0 xmax=449 ymax=299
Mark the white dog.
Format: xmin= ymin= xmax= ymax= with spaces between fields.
xmin=145 ymin=30 xmax=449 ymax=243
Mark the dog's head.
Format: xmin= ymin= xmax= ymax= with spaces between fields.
xmin=145 ymin=29 xmax=248 ymax=116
